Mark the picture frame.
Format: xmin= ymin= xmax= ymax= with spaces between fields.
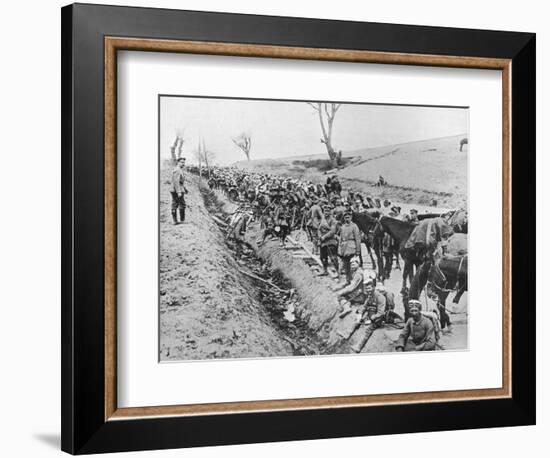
xmin=61 ymin=3 xmax=535 ymax=454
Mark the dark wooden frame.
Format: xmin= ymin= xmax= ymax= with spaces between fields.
xmin=62 ymin=3 xmax=536 ymax=454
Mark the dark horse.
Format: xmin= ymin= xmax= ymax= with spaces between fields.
xmin=409 ymin=254 xmax=468 ymax=329
xmin=375 ymin=216 xmax=421 ymax=291
xmin=351 ymin=211 xmax=381 ymax=273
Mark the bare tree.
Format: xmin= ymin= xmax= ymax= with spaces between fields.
xmin=199 ymin=138 xmax=216 ymax=178
xmin=169 ymin=131 xmax=185 ymax=165
xmin=232 ymin=132 xmax=252 ymax=161
xmin=306 ymin=102 xmax=342 ymax=166
xmin=203 ymin=146 xmax=216 ymax=179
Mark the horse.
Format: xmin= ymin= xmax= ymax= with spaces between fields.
xmin=375 ymin=216 xmax=421 ymax=291
xmin=409 ymin=254 xmax=468 ymax=329
xmin=351 ymin=211 xmax=381 ymax=273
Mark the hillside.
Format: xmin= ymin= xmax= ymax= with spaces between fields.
xmin=342 ymin=135 xmax=468 ymax=195
xmin=234 ymin=134 xmax=468 ymax=208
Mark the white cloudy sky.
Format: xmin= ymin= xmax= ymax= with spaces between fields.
xmin=160 ymin=96 xmax=468 ymax=165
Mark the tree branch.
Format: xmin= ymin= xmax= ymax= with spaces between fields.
xmin=306 ymin=102 xmax=320 ymax=112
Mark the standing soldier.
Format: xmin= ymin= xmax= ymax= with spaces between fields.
xmin=409 ymin=208 xmax=420 ymax=225
xmin=170 ymin=157 xmax=187 ymax=225
xmin=318 ymin=206 xmax=340 ymax=279
xmin=338 ymin=210 xmax=362 ymax=284
xmin=274 ymin=199 xmax=290 ymax=247
xmin=307 ymin=195 xmax=323 ymax=254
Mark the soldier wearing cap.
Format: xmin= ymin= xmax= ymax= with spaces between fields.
xmin=331 ymin=175 xmax=342 ymax=195
xmin=332 ymin=197 xmax=346 ymax=223
xmin=338 ymin=210 xmax=362 ymax=284
xmin=318 ymin=205 xmax=339 ymax=278
xmin=395 ymin=300 xmax=436 ymax=351
xmin=350 ymin=275 xmax=396 ymax=353
xmin=335 ymin=256 xmax=365 ymax=317
xmin=170 ymin=157 xmax=187 ymax=225
xmin=409 ymin=208 xmax=419 ymax=225
xmin=306 ymin=195 xmax=324 ymax=254
xmin=352 ymin=198 xmax=364 ymax=214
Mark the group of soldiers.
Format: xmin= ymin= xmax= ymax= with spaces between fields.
xmin=332 ymin=255 xmax=439 ymax=353
xmin=172 ymin=160 xmax=442 ymax=353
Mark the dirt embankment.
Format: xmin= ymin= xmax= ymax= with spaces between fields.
xmin=160 ymin=171 xmax=294 ymax=360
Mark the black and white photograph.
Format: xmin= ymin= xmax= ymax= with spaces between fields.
xmin=0 ymin=0 xmax=541 ymax=456
xmin=159 ymin=96 xmax=469 ymax=361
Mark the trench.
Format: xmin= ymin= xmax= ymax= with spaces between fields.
xmin=197 ymin=181 xmax=411 ymax=356
xmin=200 ymin=184 xmax=327 ymax=357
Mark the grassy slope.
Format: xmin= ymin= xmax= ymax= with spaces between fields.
xmin=342 ymin=135 xmax=467 ymax=195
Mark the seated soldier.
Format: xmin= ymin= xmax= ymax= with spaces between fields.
xmin=335 ymin=257 xmax=364 ymax=317
xmin=361 ymin=276 xmax=388 ymax=324
xmin=349 ymin=279 xmax=405 ymax=353
xmin=395 ymin=299 xmax=437 ymax=352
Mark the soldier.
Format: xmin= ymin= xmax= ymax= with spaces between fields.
xmin=350 ymin=274 xmax=395 ymax=353
xmin=274 ymin=200 xmax=290 ymax=247
xmin=395 ymin=300 xmax=437 ymax=352
xmin=332 ymin=197 xmax=346 ymax=223
xmin=338 ymin=210 xmax=362 ymax=284
xmin=410 ymin=208 xmax=420 ymax=225
xmin=306 ymin=195 xmax=324 ymax=254
xmin=352 ymin=198 xmax=365 ymax=214
xmin=318 ymin=206 xmax=339 ymax=279
xmin=335 ymin=257 xmax=365 ymax=318
xmin=170 ymin=157 xmax=187 ymax=225
xmin=331 ymin=175 xmax=342 ymax=195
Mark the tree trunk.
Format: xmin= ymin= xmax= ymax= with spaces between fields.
xmin=325 ymin=145 xmax=337 ymax=167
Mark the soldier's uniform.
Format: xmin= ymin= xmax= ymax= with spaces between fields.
xmin=318 ymin=213 xmax=339 ymax=275
xmin=306 ymin=202 xmax=323 ymax=253
xmin=350 ymin=285 xmax=399 ymax=353
xmin=170 ymin=165 xmax=186 ymax=224
xmin=338 ymin=219 xmax=362 ymax=284
xmin=395 ymin=314 xmax=436 ymax=351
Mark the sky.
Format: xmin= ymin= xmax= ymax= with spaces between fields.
xmin=160 ymin=96 xmax=468 ymax=165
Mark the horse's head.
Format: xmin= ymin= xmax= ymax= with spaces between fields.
xmin=352 ymin=211 xmax=379 ymax=235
